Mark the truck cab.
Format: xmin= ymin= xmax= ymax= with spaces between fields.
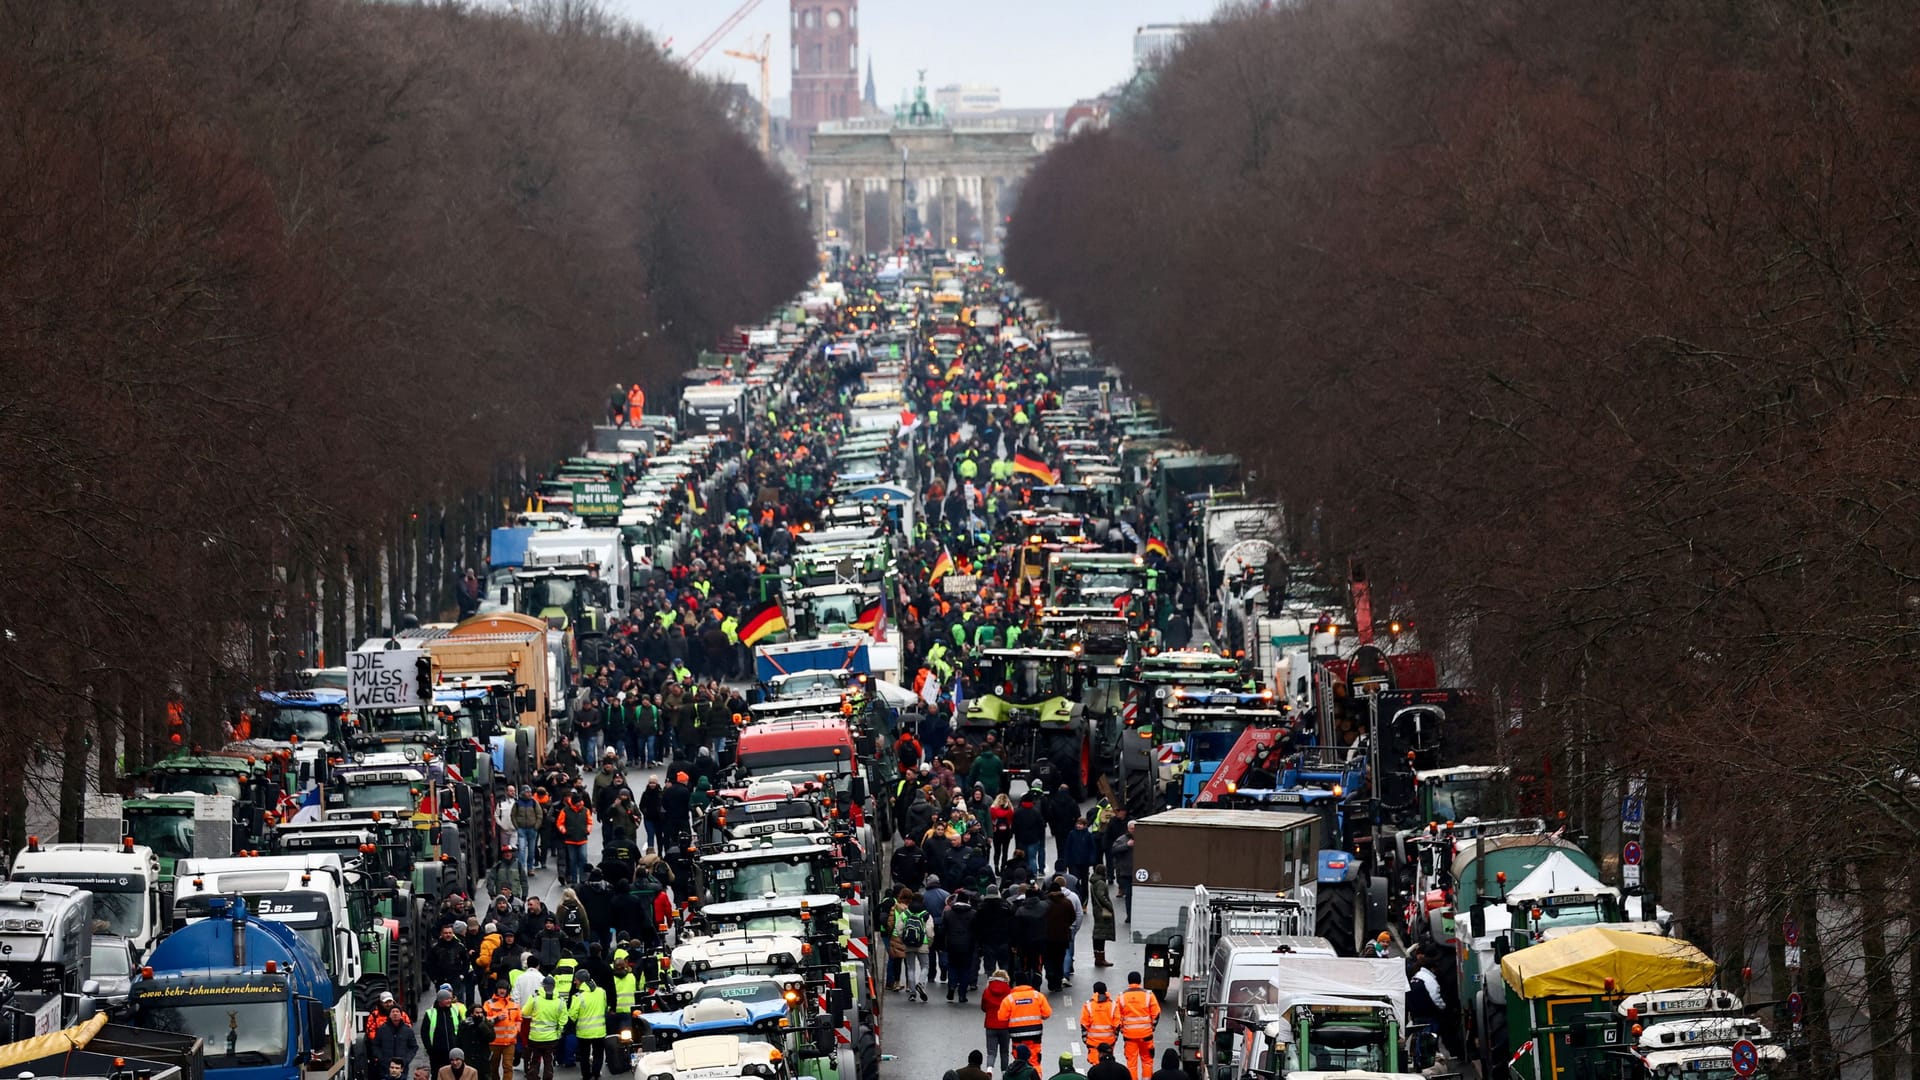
xmin=174 ymin=854 xmax=360 ymax=1005
xmin=10 ymin=838 xmax=164 ymax=957
xmin=1229 ymin=956 xmax=1428 ymax=1080
xmin=130 ymin=895 xmax=351 ymax=1078
xmin=0 ymin=881 xmax=97 ymax=1034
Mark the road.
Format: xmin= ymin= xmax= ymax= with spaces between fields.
xmin=876 ymin=786 xmax=1163 ymax=1080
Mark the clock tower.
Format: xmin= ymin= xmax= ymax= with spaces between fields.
xmin=790 ymin=1 xmax=860 ymax=148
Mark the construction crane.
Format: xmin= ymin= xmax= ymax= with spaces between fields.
xmin=724 ymin=33 xmax=772 ymax=155
xmin=681 ymin=0 xmax=765 ymax=67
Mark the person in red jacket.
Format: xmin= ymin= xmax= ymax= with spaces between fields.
xmin=980 ymin=968 xmax=1014 ymax=1072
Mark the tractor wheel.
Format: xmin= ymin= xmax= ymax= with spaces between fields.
xmin=354 ymin=975 xmax=389 ymax=1016
xmin=855 ymin=1025 xmax=881 ymax=1080
xmin=1315 ymin=879 xmax=1362 ymax=957
xmin=835 ymin=1044 xmax=858 ymax=1080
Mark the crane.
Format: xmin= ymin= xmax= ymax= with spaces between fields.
xmin=681 ymin=0 xmax=766 ymax=68
xmin=724 ymin=33 xmax=772 ymax=155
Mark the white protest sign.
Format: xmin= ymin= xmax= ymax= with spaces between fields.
xmin=348 ymin=647 xmax=430 ymax=711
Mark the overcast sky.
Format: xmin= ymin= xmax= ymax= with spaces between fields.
xmin=603 ymin=0 xmax=1229 ymax=110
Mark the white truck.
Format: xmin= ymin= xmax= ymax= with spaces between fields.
xmin=521 ymin=527 xmax=632 ymax=619
xmin=1172 ymin=885 xmax=1319 ymax=1073
xmin=0 ymin=881 xmax=98 ymax=1038
xmin=10 ymin=839 xmax=164 ymax=957
xmin=174 ymin=853 xmax=361 ymax=1001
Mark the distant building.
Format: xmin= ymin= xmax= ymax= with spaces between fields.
xmin=934 ymin=84 xmax=1002 ymax=115
xmin=790 ymin=1 xmax=860 ymax=149
xmin=863 ymin=59 xmax=878 ymax=110
xmin=1133 ymin=23 xmax=1190 ymax=70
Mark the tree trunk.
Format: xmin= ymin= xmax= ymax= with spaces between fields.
xmin=1855 ymin=860 xmax=1895 ymax=1080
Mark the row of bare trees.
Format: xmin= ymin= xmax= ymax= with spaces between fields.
xmin=0 ymin=1 xmax=809 ymax=845
xmin=1008 ymin=1 xmax=1920 ymax=1074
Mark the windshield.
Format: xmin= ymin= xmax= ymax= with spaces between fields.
xmin=1077 ymin=571 xmax=1141 ymax=594
xmin=774 ymin=673 xmax=846 ymax=697
xmin=985 ymin=659 xmax=1068 ymax=702
xmin=797 ymin=593 xmax=863 ymax=629
xmin=88 ymin=892 xmax=144 ymax=938
xmin=151 ymin=772 xmax=244 ymax=800
xmin=710 ymin=914 xmax=809 ymax=937
xmin=521 ymin=576 xmax=583 ymax=615
xmin=710 ymin=860 xmax=824 ymax=901
xmin=1428 ymin=778 xmax=1509 ymax=822
xmin=137 ymin=999 xmax=289 ymax=1066
xmin=129 ymin=813 xmax=195 ymax=866
xmin=1081 ymin=679 xmax=1125 ymax=715
xmin=364 ymin=708 xmax=432 ymax=734
xmin=91 ymin=939 xmax=132 ymax=976
xmin=342 ymin=781 xmax=419 ymax=808
xmin=267 ymin=707 xmax=331 ymax=741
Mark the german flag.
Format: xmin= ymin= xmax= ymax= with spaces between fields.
xmin=929 ymin=548 xmax=955 ymax=583
xmin=1011 ymin=454 xmax=1058 ymax=484
xmin=851 ymin=597 xmax=884 ymax=632
xmin=1145 ymin=536 xmax=1170 ymax=559
xmin=738 ymin=599 xmax=788 ymax=646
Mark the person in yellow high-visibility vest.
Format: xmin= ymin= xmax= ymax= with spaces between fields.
xmin=570 ymin=973 xmax=610 ymax=1080
xmin=523 ymin=979 xmax=566 ymax=1080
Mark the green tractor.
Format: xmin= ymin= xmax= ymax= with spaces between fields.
xmin=961 ymin=648 xmax=1093 ymax=797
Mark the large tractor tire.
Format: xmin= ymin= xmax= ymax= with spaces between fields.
xmin=1315 ymin=879 xmax=1364 ymax=957
xmin=835 ymin=1045 xmax=859 ymax=1080
xmin=1475 ymin=990 xmax=1509 ymax=1077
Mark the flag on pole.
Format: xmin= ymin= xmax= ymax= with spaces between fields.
xmin=851 ymin=598 xmax=884 ymax=633
xmin=929 ymin=548 xmax=955 ymax=584
xmin=1145 ymin=536 xmax=1170 ymax=559
xmin=1011 ymin=453 xmax=1058 ymax=484
xmin=739 ymin=599 xmax=788 ymax=646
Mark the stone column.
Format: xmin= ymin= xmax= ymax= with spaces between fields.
xmin=848 ymin=179 xmax=867 ymax=257
xmin=887 ymin=176 xmax=905 ymax=251
xmin=980 ymin=177 xmax=999 ymax=253
xmin=810 ymin=177 xmax=828 ymax=238
xmin=940 ymin=176 xmax=959 ymax=248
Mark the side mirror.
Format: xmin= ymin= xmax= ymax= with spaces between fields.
xmin=518 ymin=690 xmax=538 ymax=714
xmin=848 ymin=778 xmax=868 ymax=804
xmin=81 ymin=979 xmax=101 ymax=997
xmin=1469 ymin=905 xmax=1486 ymax=939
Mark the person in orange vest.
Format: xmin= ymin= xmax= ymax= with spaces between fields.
xmin=481 ymin=983 xmax=521 ymax=1080
xmin=1079 ymin=980 xmax=1120 ymax=1067
xmin=1117 ymin=971 xmax=1161 ymax=1080
xmin=997 ymin=971 xmax=1052 ymax=1069
xmin=625 ymin=384 xmax=645 ymax=427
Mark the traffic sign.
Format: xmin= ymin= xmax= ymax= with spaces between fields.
xmin=1785 ymin=945 xmax=1802 ymax=969
xmin=1622 ymin=840 xmax=1642 ymax=866
xmin=1729 ymin=1038 xmax=1759 ymax=1077
xmin=1622 ymin=863 xmax=1642 ymax=887
xmin=1621 ymin=795 xmax=1644 ymax=823
xmin=1787 ymin=992 xmax=1803 ymax=1019
xmin=1783 ymin=915 xmax=1799 ymax=946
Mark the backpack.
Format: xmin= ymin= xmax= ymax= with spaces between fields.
xmin=900 ymin=912 xmax=928 ymax=949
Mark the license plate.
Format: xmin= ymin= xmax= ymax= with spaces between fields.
xmin=711 ymin=867 xmax=736 ymax=880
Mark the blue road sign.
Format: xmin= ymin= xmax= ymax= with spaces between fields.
xmin=1621 ymin=795 xmax=1644 ymax=823
xmin=1622 ymin=840 xmax=1643 ymax=866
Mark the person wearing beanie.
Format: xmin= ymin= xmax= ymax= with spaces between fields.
xmin=435 ymin=1047 xmax=473 ymax=1080
xmin=1080 ymin=980 xmax=1120 ymax=1067
xmin=1048 ymin=1048 xmax=1088 ymax=1080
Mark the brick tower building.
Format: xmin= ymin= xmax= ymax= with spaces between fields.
xmin=789 ymin=1 xmax=859 ymax=150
